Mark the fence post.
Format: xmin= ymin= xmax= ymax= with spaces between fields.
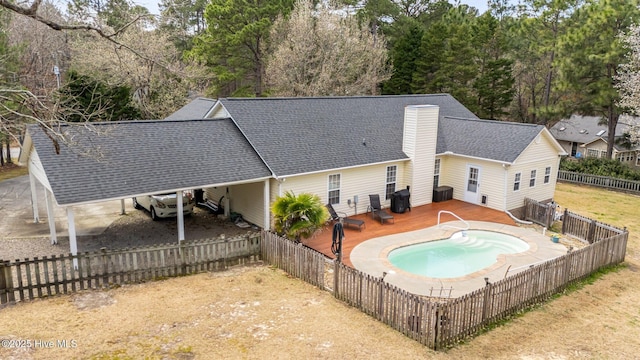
xmin=0 ymin=260 xmax=15 ymax=304
xmin=333 ymin=260 xmax=339 ymax=296
xmin=561 ymin=209 xmax=569 ymax=234
xmin=587 ymin=220 xmax=597 ymax=244
xmin=101 ymin=248 xmax=109 ymax=286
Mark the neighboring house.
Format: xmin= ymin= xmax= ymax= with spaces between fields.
xmin=19 ymin=94 xmax=566 ymax=257
xmin=549 ymin=114 xmax=640 ymax=168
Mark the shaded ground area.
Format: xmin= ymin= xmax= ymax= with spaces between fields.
xmin=0 ymin=174 xmax=255 ymax=261
xmin=1 ymin=206 xmax=256 ymax=261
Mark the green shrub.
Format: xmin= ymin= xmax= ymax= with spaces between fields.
xmin=560 ymin=157 xmax=640 ymax=181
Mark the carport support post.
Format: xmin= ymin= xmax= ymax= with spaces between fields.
xmin=177 ymin=191 xmax=185 ymax=242
xmin=120 ymin=199 xmax=126 ymax=215
xmin=44 ymin=188 xmax=57 ymax=245
xmin=263 ymin=179 xmax=270 ymax=231
xmin=67 ymin=207 xmax=79 ymax=269
xmin=29 ymin=172 xmax=39 ymax=223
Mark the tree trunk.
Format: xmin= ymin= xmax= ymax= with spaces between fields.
xmin=5 ymin=139 xmax=12 ymax=164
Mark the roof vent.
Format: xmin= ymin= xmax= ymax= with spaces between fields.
xmin=559 ymin=127 xmax=566 ymax=131
xmin=579 ymin=129 xmax=588 ymax=134
xmin=596 ymin=130 xmax=606 ymax=136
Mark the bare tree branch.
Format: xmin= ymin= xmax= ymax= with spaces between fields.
xmin=0 ymin=0 xmax=167 ymax=68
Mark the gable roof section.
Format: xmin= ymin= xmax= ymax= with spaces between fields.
xmin=165 ymin=97 xmax=217 ymax=120
xmin=28 ymin=119 xmax=271 ymax=206
xmin=217 ymin=94 xmax=478 ymax=177
xmin=437 ymin=117 xmax=545 ymax=163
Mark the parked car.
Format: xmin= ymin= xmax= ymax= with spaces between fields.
xmin=132 ymin=192 xmax=195 ymax=220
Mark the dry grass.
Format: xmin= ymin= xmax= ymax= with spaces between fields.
xmin=0 ymin=163 xmax=27 ymax=182
xmin=1 ymin=183 xmax=640 ymax=359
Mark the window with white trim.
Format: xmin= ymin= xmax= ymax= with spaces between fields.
xmin=385 ymin=165 xmax=397 ymax=200
xmin=544 ymin=166 xmax=551 ymax=184
xmin=433 ymin=159 xmax=441 ymax=188
xmin=328 ymin=174 xmax=341 ymax=205
xmin=529 ymin=169 xmax=537 ymax=187
xmin=514 ymin=172 xmax=521 ymax=191
xmin=587 ymin=149 xmax=599 ymax=158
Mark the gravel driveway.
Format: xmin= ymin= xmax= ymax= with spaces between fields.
xmin=0 ymin=175 xmax=256 ymax=261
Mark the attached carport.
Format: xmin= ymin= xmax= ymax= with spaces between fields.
xmin=18 ymin=118 xmax=273 ymax=266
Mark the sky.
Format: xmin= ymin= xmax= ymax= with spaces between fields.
xmin=132 ymin=0 xmax=491 ymax=16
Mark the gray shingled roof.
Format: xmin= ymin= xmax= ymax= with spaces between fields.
xmin=165 ymin=97 xmax=217 ymax=120
xmin=218 ymin=94 xmax=479 ymax=177
xmin=548 ymin=114 xmax=638 ymax=142
xmin=549 ymin=114 xmax=640 ymax=151
xmin=29 ymin=119 xmax=271 ymax=206
xmin=437 ymin=117 xmax=544 ymax=163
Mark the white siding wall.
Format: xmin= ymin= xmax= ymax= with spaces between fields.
xmin=439 ymin=156 xmax=507 ymax=211
xmin=203 ymin=183 xmax=266 ymax=228
xmin=402 ymin=105 xmax=438 ymax=206
xmin=210 ymin=106 xmax=229 ymax=118
xmin=506 ymin=133 xmax=561 ymax=211
xmin=277 ymin=163 xmax=408 ymax=217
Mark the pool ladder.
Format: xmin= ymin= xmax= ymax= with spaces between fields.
xmin=437 ymin=210 xmax=470 ymax=230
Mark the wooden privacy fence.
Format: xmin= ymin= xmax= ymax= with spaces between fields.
xmin=561 ymin=209 xmax=626 ymax=244
xmin=524 ymin=197 xmax=557 ymax=228
xmin=260 ymin=231 xmax=328 ymax=290
xmin=0 ymin=234 xmax=261 ymax=306
xmin=558 ymin=170 xmax=640 ymax=194
xmin=261 ymin=216 xmax=628 ymax=350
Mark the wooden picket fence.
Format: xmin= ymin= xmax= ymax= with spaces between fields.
xmin=262 ymin=211 xmax=628 ymax=350
xmin=524 ymin=197 xmax=557 ymax=228
xmin=558 ymin=170 xmax=640 ymax=194
xmin=0 ymin=234 xmax=261 ymax=306
xmin=0 ymin=211 xmax=629 ymax=350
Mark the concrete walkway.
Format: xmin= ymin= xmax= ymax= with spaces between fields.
xmin=350 ymin=221 xmax=568 ymax=298
xmin=0 ymin=174 xmax=126 ymax=240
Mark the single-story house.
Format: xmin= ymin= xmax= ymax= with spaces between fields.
xmin=19 ymin=94 xmax=566 ymax=258
xmin=549 ymin=114 xmax=640 ymax=168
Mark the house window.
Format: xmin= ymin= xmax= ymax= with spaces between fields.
xmin=529 ymin=170 xmax=537 ymax=187
xmin=328 ymin=174 xmax=340 ymax=205
xmin=514 ymin=173 xmax=521 ymax=191
xmin=433 ymin=159 xmax=441 ymax=188
xmin=544 ymin=166 xmax=551 ymax=184
xmin=385 ymin=165 xmax=397 ymax=200
xmin=587 ymin=149 xmax=599 ymax=158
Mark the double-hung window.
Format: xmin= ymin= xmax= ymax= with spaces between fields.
xmin=433 ymin=159 xmax=441 ymax=188
xmin=529 ymin=170 xmax=537 ymax=187
xmin=544 ymin=166 xmax=551 ymax=184
xmin=514 ymin=173 xmax=521 ymax=191
xmin=385 ymin=165 xmax=397 ymax=200
xmin=328 ymin=174 xmax=341 ymax=205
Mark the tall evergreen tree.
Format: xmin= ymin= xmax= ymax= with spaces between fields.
xmin=58 ymin=70 xmax=141 ymax=122
xmin=472 ymin=12 xmax=514 ymax=120
xmin=556 ymin=0 xmax=640 ymax=157
xmin=188 ymin=0 xmax=295 ymax=97
xmin=382 ymin=21 xmax=423 ymax=95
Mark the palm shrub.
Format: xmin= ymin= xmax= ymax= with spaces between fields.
xmin=271 ymin=191 xmax=329 ymax=242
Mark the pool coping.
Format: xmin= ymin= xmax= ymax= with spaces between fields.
xmin=350 ymin=221 xmax=569 ymax=298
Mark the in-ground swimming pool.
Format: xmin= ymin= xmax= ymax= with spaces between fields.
xmin=387 ymin=230 xmax=530 ymax=278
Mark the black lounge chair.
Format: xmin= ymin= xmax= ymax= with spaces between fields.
xmin=326 ymin=203 xmax=365 ymax=231
xmin=367 ymin=194 xmax=394 ymax=224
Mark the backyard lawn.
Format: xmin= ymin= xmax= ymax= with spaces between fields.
xmin=1 ymin=182 xmax=639 ymax=359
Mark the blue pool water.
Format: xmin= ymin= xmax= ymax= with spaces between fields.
xmin=387 ymin=230 xmax=530 ymax=278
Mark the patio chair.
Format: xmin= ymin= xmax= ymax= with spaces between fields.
xmin=367 ymin=194 xmax=394 ymax=224
xmin=326 ymin=203 xmax=365 ymax=231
